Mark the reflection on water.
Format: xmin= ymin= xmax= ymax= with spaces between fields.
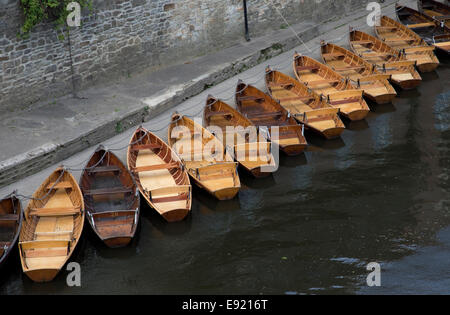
xmin=0 ymin=60 xmax=449 ymax=295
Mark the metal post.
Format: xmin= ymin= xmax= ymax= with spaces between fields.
xmin=243 ymin=0 xmax=251 ymax=42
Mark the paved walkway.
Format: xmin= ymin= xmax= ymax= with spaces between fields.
xmin=0 ymin=0 xmax=415 ymax=191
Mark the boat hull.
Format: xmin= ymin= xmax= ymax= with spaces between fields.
xmin=364 ymin=92 xmax=397 ymax=105
xmin=341 ymin=109 xmax=370 ymax=121
xmin=213 ymin=187 xmax=240 ymax=201
xmin=161 ymin=208 xmax=190 ymax=222
xmin=279 ymin=143 xmax=307 ymax=156
xmin=320 ymin=126 xmax=346 ymax=140
xmin=416 ymin=62 xmax=439 ymax=73
xmin=24 ymin=268 xmax=60 ymax=283
xmin=103 ymin=236 xmax=133 ymax=248
xmin=392 ymin=78 xmax=422 ymax=90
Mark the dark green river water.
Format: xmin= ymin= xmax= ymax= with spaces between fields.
xmin=1 ymin=58 xmax=449 ymax=295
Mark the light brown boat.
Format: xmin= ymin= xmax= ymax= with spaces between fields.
xmin=265 ymin=68 xmax=345 ymax=140
xmin=204 ymin=96 xmax=277 ymax=178
xmin=235 ymin=80 xmax=308 ymax=156
xmin=168 ymin=113 xmax=241 ymax=201
xmin=375 ymin=15 xmax=440 ymax=72
xmin=0 ymin=194 xmax=22 ymax=268
xmin=320 ymin=42 xmax=397 ymax=104
xmin=293 ymin=53 xmax=370 ymax=121
xmin=419 ymin=0 xmax=450 ymax=28
xmin=19 ymin=167 xmax=84 ymax=282
xmin=396 ymin=5 xmax=450 ymax=56
xmin=127 ymin=126 xmax=192 ymax=222
xmin=349 ymin=29 xmax=422 ymax=90
xmin=80 ymin=146 xmax=139 ymax=247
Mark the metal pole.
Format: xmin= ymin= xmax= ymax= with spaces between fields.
xmin=243 ymin=0 xmax=251 ymax=42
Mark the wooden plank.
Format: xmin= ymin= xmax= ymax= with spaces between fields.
xmin=92 ymin=210 xmax=136 ymax=218
xmin=296 ymin=65 xmax=319 ymax=71
xmin=133 ymin=162 xmax=179 ymax=173
xmin=333 ymin=65 xmax=366 ymax=71
xmin=277 ymin=96 xmax=315 ymax=102
xmin=307 ymin=79 xmax=340 ymax=86
xmin=433 ymin=15 xmax=450 ymax=20
xmin=329 ymin=98 xmax=361 ymax=105
xmin=247 ymin=111 xmax=283 ymax=119
xmin=0 ymin=214 xmax=19 ymax=221
xmin=130 ymin=143 xmax=161 ymax=152
xmin=84 ymin=187 xmax=133 ymax=196
xmin=351 ymin=40 xmax=373 ymax=45
xmin=24 ymin=247 xmax=68 ymax=258
xmin=46 ymin=181 xmax=72 ymax=190
xmin=151 ymin=194 xmax=189 ymax=203
xmin=267 ymin=83 xmax=294 ymax=89
xmin=88 ymin=165 xmax=121 ymax=174
xmin=384 ymin=37 xmax=416 ymax=42
xmin=30 ymin=207 xmax=80 ymax=217
xmin=404 ymin=46 xmax=435 ymax=53
xmin=205 ymin=111 xmax=233 ymax=119
xmin=20 ymin=240 xmax=69 ymax=251
xmin=327 ymin=90 xmax=363 ymax=100
xmin=150 ymin=185 xmax=191 ymax=197
xmin=237 ymin=96 xmax=265 ymax=102
xmin=407 ymin=22 xmax=435 ymax=28
xmin=322 ymin=52 xmax=345 ymax=58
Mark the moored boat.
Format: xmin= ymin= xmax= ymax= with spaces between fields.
xmin=320 ymin=41 xmax=397 ymax=104
xmin=235 ymin=80 xmax=308 ymax=156
xmin=127 ymin=126 xmax=192 ymax=221
xmin=168 ymin=114 xmax=240 ymax=201
xmin=419 ymin=0 xmax=450 ymax=28
xmin=293 ymin=53 xmax=370 ymax=121
xmin=204 ymin=95 xmax=277 ymax=178
xmin=0 ymin=193 xmax=22 ymax=268
xmin=396 ymin=5 xmax=450 ymax=56
xmin=19 ymin=167 xmax=84 ymax=282
xmin=375 ymin=14 xmax=440 ymax=72
xmin=80 ymin=146 xmax=139 ymax=247
xmin=265 ymin=68 xmax=345 ymax=139
xmin=349 ymin=28 xmax=422 ymax=90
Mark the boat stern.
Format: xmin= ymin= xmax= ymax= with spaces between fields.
xmin=212 ymin=187 xmax=240 ymax=201
xmin=161 ymin=208 xmax=191 ymax=222
xmin=342 ymin=108 xmax=370 ymax=121
xmin=103 ymin=236 xmax=134 ymax=248
xmin=25 ymin=268 xmax=60 ymax=283
xmin=321 ymin=126 xmax=346 ymax=140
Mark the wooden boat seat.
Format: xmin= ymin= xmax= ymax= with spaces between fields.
xmin=29 ymin=207 xmax=81 ymax=217
xmin=46 ymin=181 xmax=72 ymax=190
xmin=148 ymin=185 xmax=190 ymax=203
xmin=237 ymin=96 xmax=265 ymax=103
xmin=20 ymin=240 xmax=70 ymax=258
xmin=434 ymin=15 xmax=450 ymax=21
xmin=277 ymin=96 xmax=315 ymax=103
xmin=267 ymin=83 xmax=294 ymax=91
xmin=84 ymin=187 xmax=133 ymax=196
xmin=133 ymin=162 xmax=179 ymax=173
xmin=407 ymin=22 xmax=435 ymax=28
xmin=333 ymin=65 xmax=366 ymax=71
xmin=91 ymin=210 xmax=137 ymax=218
xmin=352 ymin=40 xmax=373 ymax=45
xmin=322 ymin=52 xmax=345 ymax=59
xmin=88 ymin=165 xmax=121 ymax=174
xmin=205 ymin=111 xmax=233 ymax=119
xmin=246 ymin=111 xmax=283 ymax=119
xmin=307 ymin=79 xmax=340 ymax=87
xmin=377 ymin=26 xmax=398 ymax=30
xmin=296 ymin=65 xmax=319 ymax=72
xmin=0 ymin=214 xmax=19 ymax=221
xmin=130 ymin=143 xmax=161 ymax=152
xmin=329 ymin=98 xmax=361 ymax=105
xmin=34 ymin=231 xmax=73 ymax=240
xmin=384 ymin=37 xmax=416 ymax=42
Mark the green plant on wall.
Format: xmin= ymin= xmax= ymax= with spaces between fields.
xmin=19 ymin=0 xmax=92 ymax=38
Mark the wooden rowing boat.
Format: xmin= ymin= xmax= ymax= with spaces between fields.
xmin=293 ymin=53 xmax=370 ymax=121
xmin=204 ymin=96 xmax=277 ymax=178
xmin=265 ymin=68 xmax=346 ymax=139
xmin=0 ymin=194 xmax=22 ymax=268
xmin=80 ymin=146 xmax=139 ymax=247
xmin=168 ymin=114 xmax=240 ymax=201
xmin=396 ymin=5 xmax=450 ymax=56
xmin=419 ymin=0 xmax=450 ymax=27
xmin=320 ymin=42 xmax=397 ymax=104
xmin=235 ymin=80 xmax=308 ymax=156
xmin=349 ymin=29 xmax=422 ymax=90
xmin=127 ymin=126 xmax=192 ymax=221
xmin=375 ymin=14 xmax=440 ymax=72
xmin=19 ymin=167 xmax=84 ymax=282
